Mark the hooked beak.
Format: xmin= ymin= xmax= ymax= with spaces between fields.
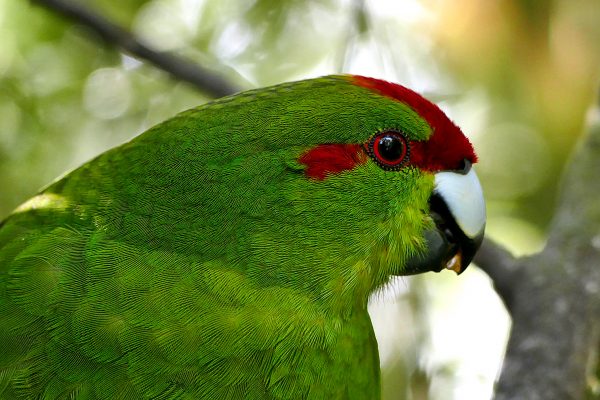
xmin=406 ymin=160 xmax=486 ymax=275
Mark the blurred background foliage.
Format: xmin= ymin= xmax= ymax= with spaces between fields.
xmin=1 ymin=0 xmax=599 ymax=398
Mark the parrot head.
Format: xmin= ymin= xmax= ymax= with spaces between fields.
xmin=293 ymin=76 xmax=486 ymax=277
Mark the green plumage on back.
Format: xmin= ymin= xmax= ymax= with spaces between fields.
xmin=0 ymin=75 xmax=483 ymax=399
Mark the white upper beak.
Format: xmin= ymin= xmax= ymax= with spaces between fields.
xmin=434 ymin=167 xmax=486 ymax=239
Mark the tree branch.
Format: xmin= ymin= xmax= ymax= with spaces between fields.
xmin=30 ymin=0 xmax=241 ymax=98
xmin=473 ymin=238 xmax=519 ymax=312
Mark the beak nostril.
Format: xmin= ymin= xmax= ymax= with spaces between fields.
xmin=458 ymin=159 xmax=472 ymax=175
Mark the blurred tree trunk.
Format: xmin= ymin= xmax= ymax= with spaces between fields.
xmin=476 ymin=98 xmax=600 ymax=399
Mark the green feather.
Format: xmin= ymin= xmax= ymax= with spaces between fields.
xmin=0 ymin=75 xmax=436 ymax=399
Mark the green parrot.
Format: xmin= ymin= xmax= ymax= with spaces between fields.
xmin=0 ymin=75 xmax=485 ymax=399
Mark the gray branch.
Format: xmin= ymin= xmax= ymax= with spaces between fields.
xmin=30 ymin=0 xmax=241 ymax=98
xmin=473 ymin=238 xmax=520 ymax=312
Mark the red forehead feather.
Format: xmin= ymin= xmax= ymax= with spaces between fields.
xmin=352 ymin=75 xmax=477 ymax=172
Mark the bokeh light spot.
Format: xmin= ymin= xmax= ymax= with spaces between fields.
xmin=83 ymin=67 xmax=132 ymax=120
xmin=477 ymin=123 xmax=551 ymax=199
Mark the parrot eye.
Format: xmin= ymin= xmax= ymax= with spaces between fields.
xmin=366 ymin=131 xmax=410 ymax=170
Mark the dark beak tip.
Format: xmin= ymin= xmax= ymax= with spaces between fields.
xmin=458 ymin=229 xmax=485 ymax=274
xmin=403 ymin=227 xmax=485 ymax=276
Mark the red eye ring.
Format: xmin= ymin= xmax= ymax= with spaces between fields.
xmin=366 ymin=130 xmax=410 ymax=171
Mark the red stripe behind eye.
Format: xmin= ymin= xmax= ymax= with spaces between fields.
xmin=298 ymin=144 xmax=366 ymax=180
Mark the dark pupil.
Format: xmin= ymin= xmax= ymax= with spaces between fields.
xmin=378 ymin=135 xmax=404 ymax=161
